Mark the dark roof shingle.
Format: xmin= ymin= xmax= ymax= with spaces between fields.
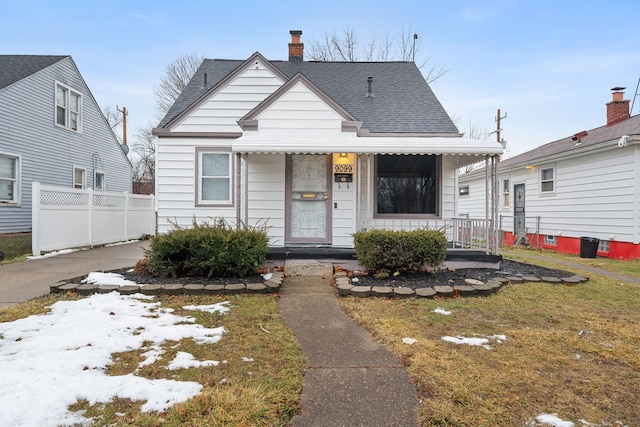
xmin=0 ymin=55 xmax=68 ymax=90
xmin=158 ymin=56 xmax=459 ymax=134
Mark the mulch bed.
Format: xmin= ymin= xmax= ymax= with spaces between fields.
xmin=121 ymin=260 xmax=575 ymax=291
xmin=347 ymin=259 xmax=575 ymax=290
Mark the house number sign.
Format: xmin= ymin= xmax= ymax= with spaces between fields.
xmin=334 ymin=164 xmax=353 ymax=174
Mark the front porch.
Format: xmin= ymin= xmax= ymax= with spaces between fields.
xmin=266 ymin=244 xmax=502 ymax=275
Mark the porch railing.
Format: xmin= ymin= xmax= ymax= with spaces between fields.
xmin=359 ymin=217 xmax=497 ymax=254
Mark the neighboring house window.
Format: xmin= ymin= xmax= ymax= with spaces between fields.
xmin=197 ymin=149 xmax=232 ymax=205
xmin=94 ymin=171 xmax=105 ymax=190
xmin=56 ymin=82 xmax=82 ymax=131
xmin=544 ymin=235 xmax=557 ymax=245
xmin=598 ymin=240 xmax=609 ymax=253
xmin=376 ymin=154 xmax=438 ymax=215
xmin=540 ymin=167 xmax=555 ymax=193
xmin=0 ymin=154 xmax=19 ymax=203
xmin=503 ymin=179 xmax=510 ymax=207
xmin=73 ymin=167 xmax=86 ymax=189
xmin=459 ymin=186 xmax=470 ymax=197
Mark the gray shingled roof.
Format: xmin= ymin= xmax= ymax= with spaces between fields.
xmin=158 ymin=56 xmax=459 ymax=134
xmin=460 ymin=113 xmax=640 ymax=179
xmin=499 ymin=114 xmax=640 ymax=169
xmin=0 ymin=55 xmax=68 ymax=90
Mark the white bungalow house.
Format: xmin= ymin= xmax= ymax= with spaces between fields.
xmin=153 ymin=31 xmax=503 ymax=252
xmin=458 ymin=88 xmax=640 ymax=259
xmin=0 ymin=55 xmax=132 ymax=234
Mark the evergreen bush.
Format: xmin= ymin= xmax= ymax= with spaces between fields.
xmin=146 ymin=218 xmax=269 ymax=278
xmin=352 ymin=228 xmax=447 ymax=274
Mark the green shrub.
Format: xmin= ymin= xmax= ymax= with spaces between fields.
xmin=352 ymin=228 xmax=447 ymax=274
xmin=146 ymin=218 xmax=269 ymax=278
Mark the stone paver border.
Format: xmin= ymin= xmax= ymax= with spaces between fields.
xmin=49 ymin=269 xmax=589 ymax=300
xmin=333 ymin=273 xmax=590 ymax=299
xmin=49 ymin=272 xmax=286 ymax=297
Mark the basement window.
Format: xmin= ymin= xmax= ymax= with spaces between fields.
xmin=598 ymin=240 xmax=609 ymax=253
xmin=544 ymin=235 xmax=557 ymax=245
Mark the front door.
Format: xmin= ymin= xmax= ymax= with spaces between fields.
xmin=513 ymin=183 xmax=525 ymax=236
xmin=286 ymin=154 xmax=332 ymax=245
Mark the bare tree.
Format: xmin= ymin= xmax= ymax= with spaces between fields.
xmin=461 ymin=122 xmax=491 ymax=173
xmin=307 ymin=27 xmax=448 ymax=84
xmin=153 ymin=53 xmax=204 ymax=116
xmin=131 ymin=124 xmax=156 ymax=194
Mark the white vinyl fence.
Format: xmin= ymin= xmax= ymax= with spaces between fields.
xmin=32 ymin=183 xmax=156 ymax=256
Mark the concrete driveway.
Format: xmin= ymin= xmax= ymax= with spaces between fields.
xmin=0 ymin=241 xmax=149 ymax=308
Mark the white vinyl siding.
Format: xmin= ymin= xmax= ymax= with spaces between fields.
xmin=246 ymin=154 xmax=285 ymax=246
xmin=172 ymin=62 xmax=284 ymax=133
xmin=459 ymin=145 xmax=639 ymax=244
xmin=0 ymin=57 xmax=131 ymax=233
xmin=254 ymin=82 xmax=344 ymax=132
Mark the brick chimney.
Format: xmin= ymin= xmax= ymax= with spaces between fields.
xmin=606 ymin=87 xmax=630 ymax=126
xmin=288 ymin=30 xmax=303 ymax=61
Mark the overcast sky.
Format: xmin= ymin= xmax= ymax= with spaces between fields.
xmin=2 ymin=0 xmax=639 ymax=157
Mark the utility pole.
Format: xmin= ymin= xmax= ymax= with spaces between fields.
xmin=496 ymin=108 xmax=507 ymax=143
xmin=117 ymin=106 xmax=128 ymax=145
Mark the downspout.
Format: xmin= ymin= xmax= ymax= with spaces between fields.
xmin=485 ymin=156 xmax=490 ymax=254
xmin=618 ymin=135 xmax=640 ymax=244
xmin=235 ymin=152 xmax=241 ymax=230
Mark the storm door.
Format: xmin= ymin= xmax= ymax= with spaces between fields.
xmin=513 ymin=183 xmax=526 ymax=236
xmin=286 ymin=154 xmax=332 ymax=245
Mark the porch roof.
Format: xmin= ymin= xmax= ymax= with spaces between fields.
xmin=231 ymin=135 xmax=504 ymax=167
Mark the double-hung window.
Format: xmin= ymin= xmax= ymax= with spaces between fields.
xmin=56 ymin=82 xmax=82 ymax=131
xmin=541 ymin=167 xmax=555 ymax=193
xmin=94 ymin=171 xmax=105 ymax=190
xmin=375 ymin=154 xmax=439 ymax=216
xmin=196 ymin=149 xmax=232 ymax=206
xmin=503 ymin=179 xmax=510 ymax=207
xmin=73 ymin=167 xmax=86 ymax=189
xmin=0 ymin=154 xmax=19 ymax=204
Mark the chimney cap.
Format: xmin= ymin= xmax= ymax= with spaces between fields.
xmin=611 ymin=86 xmax=626 ymax=92
xmin=290 ymin=30 xmax=302 ymax=36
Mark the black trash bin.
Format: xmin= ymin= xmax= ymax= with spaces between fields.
xmin=580 ymin=237 xmax=600 ymax=258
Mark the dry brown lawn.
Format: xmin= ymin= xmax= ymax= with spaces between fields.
xmin=338 ymin=250 xmax=640 ymax=426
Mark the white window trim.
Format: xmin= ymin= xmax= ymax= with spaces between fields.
xmin=195 ymin=148 xmax=234 ymax=207
xmin=55 ymin=81 xmax=82 ymax=132
xmin=540 ymin=165 xmax=556 ymax=194
xmin=544 ymin=235 xmax=557 ymax=245
xmin=73 ymin=166 xmax=86 ymax=189
xmin=0 ymin=152 xmax=20 ymax=205
xmin=502 ymin=178 xmax=510 ymax=208
xmin=94 ymin=170 xmax=105 ymax=191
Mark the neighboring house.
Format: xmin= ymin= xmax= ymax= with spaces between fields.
xmin=0 ymin=55 xmax=132 ymax=234
xmin=153 ymin=30 xmax=503 ymax=250
xmin=458 ymin=88 xmax=640 ymax=259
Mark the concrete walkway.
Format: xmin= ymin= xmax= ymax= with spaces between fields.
xmin=0 ymin=241 xmax=149 ymax=308
xmin=279 ymin=276 xmax=419 ymax=427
